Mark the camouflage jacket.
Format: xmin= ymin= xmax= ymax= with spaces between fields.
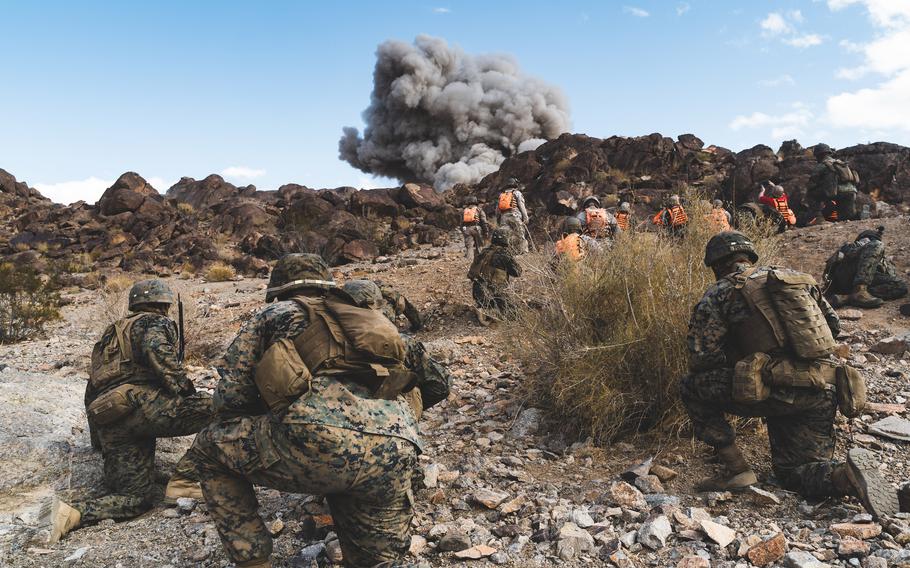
xmin=469 ymin=245 xmax=522 ymax=286
xmin=403 ymin=336 xmax=451 ymax=410
xmin=809 ymin=158 xmax=857 ymax=199
xmin=213 ymin=298 xmax=421 ymax=448
xmin=687 ymin=265 xmax=840 ymax=374
xmin=86 ymin=311 xmax=192 ymax=405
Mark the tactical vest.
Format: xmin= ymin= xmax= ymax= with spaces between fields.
xmin=770 ymin=197 xmax=796 ymax=225
xmin=616 ymin=211 xmax=631 ymax=231
xmin=498 ymin=190 xmax=515 ymax=212
xmin=254 ymin=291 xmax=414 ymax=414
xmin=463 ymin=206 xmax=479 ymax=224
xmin=555 ymin=233 xmax=583 ymax=260
xmin=727 ymin=267 xmax=836 ymax=362
xmin=706 ymin=208 xmax=731 ymax=232
xmin=89 ymin=313 xmax=149 ymax=391
xmin=585 ymin=208 xmax=609 ymax=236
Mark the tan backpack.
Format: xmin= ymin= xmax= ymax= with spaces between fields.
xmin=89 ymin=313 xmax=147 ymax=391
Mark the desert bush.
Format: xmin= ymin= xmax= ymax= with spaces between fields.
xmin=0 ymin=262 xmax=61 ymax=343
xmin=177 ymin=202 xmax=195 ymax=215
xmin=508 ymin=199 xmax=780 ymax=443
xmin=204 ymin=262 xmax=236 ymax=282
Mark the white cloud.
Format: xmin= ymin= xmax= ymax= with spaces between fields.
xmin=839 ymin=38 xmax=864 ymax=52
xmin=432 ymin=7 xmax=450 ymax=14
xmin=676 ymin=2 xmax=691 ymax=16
xmin=788 ymin=9 xmax=804 ymax=23
xmin=729 ymin=104 xmax=814 ymax=139
xmin=825 ymin=1 xmax=910 ymax=134
xmin=147 ymin=177 xmax=176 ymax=192
xmin=221 ymin=166 xmax=266 ymax=181
xmin=758 ymin=74 xmax=796 ymax=87
xmin=34 ymin=176 xmax=112 ymax=205
xmin=761 ymin=12 xmax=792 ymax=35
xmin=623 ymin=6 xmax=649 ymax=18
xmin=783 ymin=33 xmax=824 ymax=48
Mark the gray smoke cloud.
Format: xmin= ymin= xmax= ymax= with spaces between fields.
xmin=339 ymin=35 xmax=571 ymax=191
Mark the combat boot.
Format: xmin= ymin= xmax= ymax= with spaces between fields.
xmin=164 ymin=475 xmax=205 ymax=504
xmin=832 ymin=448 xmax=898 ymax=519
xmin=695 ymin=445 xmax=758 ymax=492
xmin=827 ymin=294 xmax=848 ymax=309
xmin=848 ymin=285 xmax=884 ymax=309
xmin=42 ymin=497 xmax=81 ymax=544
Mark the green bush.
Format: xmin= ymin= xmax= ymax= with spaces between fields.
xmin=508 ymin=200 xmax=780 ymax=442
xmin=0 ymin=262 xmax=61 ymax=343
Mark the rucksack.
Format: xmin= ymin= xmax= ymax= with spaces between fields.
xmin=463 ymin=206 xmax=478 ymax=224
xmin=498 ymin=190 xmax=515 ymax=212
xmin=828 ymin=159 xmax=860 ymax=185
xmin=89 ymin=313 xmax=147 ymax=390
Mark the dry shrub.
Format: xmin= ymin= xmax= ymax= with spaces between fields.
xmin=0 ymin=262 xmax=60 ymax=343
xmin=177 ymin=202 xmax=195 ymax=215
xmin=204 ymin=262 xmax=236 ymax=282
xmin=509 ymin=199 xmax=780 ymax=443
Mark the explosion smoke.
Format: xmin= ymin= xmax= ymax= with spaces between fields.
xmin=339 ymin=35 xmax=571 ymax=191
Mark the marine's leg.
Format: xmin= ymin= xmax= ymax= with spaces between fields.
xmin=463 ymin=230 xmax=473 ymax=260
xmin=327 ymin=435 xmax=417 ymax=568
xmin=869 ymin=270 xmax=909 ymax=301
xmin=837 ymin=192 xmax=856 ymax=220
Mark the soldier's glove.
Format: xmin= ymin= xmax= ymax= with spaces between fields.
xmin=175 ymin=377 xmax=197 ymax=397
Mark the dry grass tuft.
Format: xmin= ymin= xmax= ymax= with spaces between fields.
xmin=508 ymin=199 xmax=781 ymax=443
xmin=204 ymin=262 xmax=236 ymax=282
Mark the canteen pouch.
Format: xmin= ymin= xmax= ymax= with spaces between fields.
xmin=765 ymin=357 xmax=838 ymax=389
xmin=86 ymin=385 xmax=136 ymax=426
xmin=733 ymin=352 xmax=771 ymax=403
xmin=836 ymin=365 xmax=866 ymax=418
xmin=255 ymin=338 xmax=313 ymax=414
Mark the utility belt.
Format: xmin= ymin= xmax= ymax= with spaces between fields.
xmin=732 ymin=352 xmax=866 ymax=417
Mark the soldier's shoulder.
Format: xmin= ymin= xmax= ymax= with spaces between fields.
xmin=255 ymin=300 xmax=305 ymax=321
xmin=130 ymin=312 xmax=173 ymax=331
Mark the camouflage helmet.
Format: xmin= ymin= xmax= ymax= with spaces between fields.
xmin=491 ymin=227 xmax=510 ymax=246
xmin=563 ymin=216 xmax=583 ymax=234
xmin=704 ymin=231 xmax=758 ymax=267
xmin=129 ymin=279 xmax=175 ymax=311
xmin=712 ymin=199 xmax=724 ymax=208
xmin=582 ymin=195 xmax=601 ymax=208
xmin=343 ymin=279 xmax=384 ymax=310
xmin=619 ymin=202 xmax=631 ymax=213
xmin=465 ymin=196 xmax=478 ymax=206
xmin=266 ymin=253 xmax=335 ymax=302
xmin=504 ymin=177 xmax=520 ymax=188
xmin=814 ymin=143 xmax=833 ymax=159
xmin=669 ymin=194 xmax=681 ymax=205
xmin=856 ymin=225 xmax=885 ymax=242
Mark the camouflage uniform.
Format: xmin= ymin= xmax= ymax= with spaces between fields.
xmin=80 ymin=311 xmax=213 ymax=522
xmin=497 ymin=182 xmax=530 ymax=254
xmin=188 ymin=297 xmax=421 ymax=567
xmin=461 ymin=203 xmax=489 ymax=261
xmin=469 ymin=241 xmax=522 ymax=315
xmin=679 ymin=265 xmax=847 ymax=497
xmin=378 ymin=283 xmax=423 ymax=331
xmin=826 ymin=238 xmax=908 ymax=301
xmin=808 ymin=156 xmax=857 ymax=221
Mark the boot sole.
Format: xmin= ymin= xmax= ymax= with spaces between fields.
xmin=846 ymin=448 xmax=897 ymax=519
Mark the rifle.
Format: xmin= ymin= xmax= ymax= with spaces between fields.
xmin=177 ymin=294 xmax=185 ymax=364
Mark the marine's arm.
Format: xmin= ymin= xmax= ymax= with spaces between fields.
xmin=404 ymin=338 xmax=451 ymax=410
xmin=516 ymin=191 xmax=529 ymax=223
xmin=139 ymin=316 xmax=195 ymax=396
xmin=687 ymin=282 xmax=733 ymax=373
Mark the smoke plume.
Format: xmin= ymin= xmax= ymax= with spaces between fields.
xmin=339 ymin=35 xmax=571 ymax=191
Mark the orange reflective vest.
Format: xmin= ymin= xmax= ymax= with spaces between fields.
xmin=555 ymin=233 xmax=583 ymax=260
xmin=616 ymin=211 xmax=631 ymax=232
xmin=770 ymin=197 xmax=796 ymax=225
xmin=463 ymin=206 xmax=478 ymax=224
xmin=653 ymin=205 xmax=688 ymax=227
xmin=585 ymin=208 xmax=609 ymax=236
xmin=498 ymin=190 xmax=515 ymax=212
xmin=706 ymin=208 xmax=731 ymax=232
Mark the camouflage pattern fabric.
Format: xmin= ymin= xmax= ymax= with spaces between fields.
xmin=191 ymin=295 xmax=421 ymax=567
xmin=403 ymin=336 xmax=451 ymax=412
xmin=808 ymin=159 xmax=857 ymax=220
xmin=78 ymin=386 xmax=213 ymax=522
xmin=463 ymin=225 xmax=484 ymax=261
xmin=827 ymin=238 xmax=908 ymax=299
xmin=680 ymin=264 xmax=847 ymax=498
xmin=500 ymin=212 xmax=529 ymax=254
xmin=469 ymin=244 xmax=522 ymax=314
xmin=379 ymin=285 xmax=423 ymax=331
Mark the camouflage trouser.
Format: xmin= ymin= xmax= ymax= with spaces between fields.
xmin=188 ymin=416 xmax=417 ymax=568
xmin=77 ymin=386 xmax=213 ymax=523
xmin=462 ymin=225 xmax=484 ymax=260
xmin=472 ymin=280 xmax=513 ymax=316
xmin=829 ymin=240 xmax=908 ymax=299
xmin=501 ymin=213 xmax=528 ymax=254
xmin=680 ymin=369 xmax=844 ymax=498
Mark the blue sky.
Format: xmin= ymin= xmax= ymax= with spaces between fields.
xmin=2 ymin=0 xmax=907 ymax=204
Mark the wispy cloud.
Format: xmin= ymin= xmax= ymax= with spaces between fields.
xmin=760 ymin=11 xmax=824 ymax=48
xmin=221 ymin=166 xmax=266 ymax=181
xmin=623 ymin=6 xmax=649 ymax=18
xmin=758 ymin=74 xmax=796 ymax=87
xmin=783 ymin=33 xmax=823 ymax=48
xmin=147 ymin=177 xmax=176 ymax=192
xmin=760 ymin=12 xmax=792 ymax=36
xmin=676 ymin=2 xmax=691 ymax=16
xmin=432 ymin=7 xmax=451 ymax=14
xmin=730 ymin=104 xmax=814 ymax=139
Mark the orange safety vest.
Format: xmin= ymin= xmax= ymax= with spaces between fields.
xmin=669 ymin=205 xmax=688 ymax=227
xmin=771 ymin=197 xmax=796 ymax=225
xmin=463 ymin=206 xmax=478 ymax=224
xmin=498 ymin=190 xmax=515 ymax=212
xmin=555 ymin=233 xmax=583 ymax=260
xmin=706 ymin=208 xmax=731 ymax=232
xmin=585 ymin=208 xmax=609 ymax=236
xmin=616 ymin=211 xmax=631 ymax=231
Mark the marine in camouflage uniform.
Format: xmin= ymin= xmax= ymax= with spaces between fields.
xmin=188 ymin=255 xmax=421 ymax=568
xmin=47 ymin=280 xmax=212 ymax=543
xmin=344 ymin=279 xmax=452 ymax=420
xmin=469 ymin=227 xmax=522 ymax=317
xmin=807 ymin=144 xmax=858 ymax=222
xmin=374 ymin=280 xmax=423 ymax=331
xmin=497 ymin=177 xmax=530 ymax=254
xmin=461 ymin=196 xmax=489 ymax=261
xmin=679 ymin=232 xmax=897 ymax=517
xmin=825 ymin=227 xmax=908 ymax=308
